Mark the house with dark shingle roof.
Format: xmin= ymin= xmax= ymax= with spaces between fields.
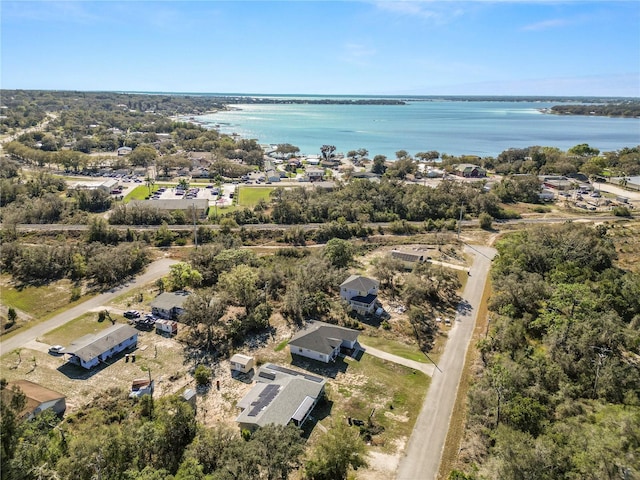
xmin=150 ymin=291 xmax=191 ymax=319
xmin=3 ymin=380 xmax=66 ymax=420
xmin=288 ymin=320 xmax=360 ymax=363
xmin=66 ymin=324 xmax=138 ymax=369
xmin=235 ymin=363 xmax=326 ymax=431
xmin=339 ymin=274 xmax=379 ymax=315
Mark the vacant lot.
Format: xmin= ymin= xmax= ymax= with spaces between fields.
xmin=237 ymin=186 xmax=274 ymax=207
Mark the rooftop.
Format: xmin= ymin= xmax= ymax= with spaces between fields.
xmin=340 ymin=274 xmax=379 ymax=292
xmin=288 ymin=320 xmax=360 ymax=355
xmin=67 ymin=324 xmax=138 ymax=363
xmin=150 ymin=291 xmax=191 ymax=311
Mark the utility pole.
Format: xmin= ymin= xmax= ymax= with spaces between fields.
xmin=192 ymin=203 xmax=198 ymax=249
xmin=457 ymin=203 xmax=464 ymax=240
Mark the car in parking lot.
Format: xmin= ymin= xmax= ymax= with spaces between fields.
xmin=49 ymin=345 xmax=65 ymax=354
xmin=124 ymin=310 xmax=141 ymax=319
xmin=590 ymin=192 xmax=601 ymax=198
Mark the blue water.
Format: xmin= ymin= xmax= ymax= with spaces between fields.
xmin=192 ymin=100 xmax=640 ymax=158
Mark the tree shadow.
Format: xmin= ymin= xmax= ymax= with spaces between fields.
xmin=301 ymin=397 xmax=334 ymax=438
xmin=457 ymin=299 xmax=473 ymax=316
xmin=290 ymin=354 xmax=348 ymax=379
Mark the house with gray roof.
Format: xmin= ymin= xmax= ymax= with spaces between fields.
xmin=288 ymin=320 xmax=360 ymax=363
xmin=454 ymin=163 xmax=486 ymax=178
xmin=150 ymin=291 xmax=191 ymax=319
xmin=66 ymin=324 xmax=138 ymax=369
xmin=339 ymin=274 xmax=379 ymax=315
xmin=236 ymin=363 xmax=326 ymax=431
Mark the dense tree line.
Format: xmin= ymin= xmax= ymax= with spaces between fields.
xmin=0 ymin=240 xmax=149 ymax=287
xmin=455 ymin=223 xmax=640 ymax=479
xmin=550 ymin=102 xmax=640 ymax=118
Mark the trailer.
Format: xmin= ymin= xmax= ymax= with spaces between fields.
xmin=155 ymin=319 xmax=178 ymax=336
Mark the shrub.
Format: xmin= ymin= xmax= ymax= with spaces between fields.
xmin=478 ymin=212 xmax=493 ymax=230
xmin=194 ymin=364 xmax=211 ymax=387
xmin=613 ymin=206 xmax=631 ymax=217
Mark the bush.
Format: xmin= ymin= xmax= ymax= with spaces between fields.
xmin=194 ymin=364 xmax=211 ymax=387
xmin=613 ymin=206 xmax=631 ymax=217
xmin=478 ymin=212 xmax=493 ymax=230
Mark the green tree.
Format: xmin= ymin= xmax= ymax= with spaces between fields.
xmin=479 ymin=212 xmax=493 ymax=230
xmin=129 ymin=144 xmax=158 ymax=167
xmin=320 ymin=144 xmax=336 ymax=162
xmin=218 ymin=264 xmax=259 ymax=313
xmin=323 ymin=238 xmax=353 ymax=268
xmin=168 ymin=262 xmax=203 ymax=291
xmin=304 ymin=420 xmax=368 ymax=480
xmin=371 ymin=155 xmax=387 ymax=175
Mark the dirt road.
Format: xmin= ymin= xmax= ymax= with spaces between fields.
xmin=0 ymin=258 xmax=178 ymax=356
xmin=396 ymin=244 xmax=496 ymax=480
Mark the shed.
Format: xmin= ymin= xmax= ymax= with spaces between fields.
xmin=230 ymin=354 xmax=255 ymax=374
xmin=181 ymin=389 xmax=197 ymax=413
xmin=155 ymin=319 xmax=178 ymax=336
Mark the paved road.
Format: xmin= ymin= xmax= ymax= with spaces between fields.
xmin=359 ymin=343 xmax=436 ymax=377
xmin=396 ymin=244 xmax=496 ymax=480
xmin=0 ymin=258 xmax=178 ymax=355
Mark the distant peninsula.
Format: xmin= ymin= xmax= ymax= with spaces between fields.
xmin=544 ymin=101 xmax=640 ymax=118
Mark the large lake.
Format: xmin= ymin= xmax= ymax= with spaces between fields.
xmin=193 ymin=100 xmax=640 ymax=158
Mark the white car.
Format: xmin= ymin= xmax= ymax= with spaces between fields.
xmin=49 ymin=345 xmax=65 ymax=354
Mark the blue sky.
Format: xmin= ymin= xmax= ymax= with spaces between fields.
xmin=2 ymin=1 xmax=639 ymax=96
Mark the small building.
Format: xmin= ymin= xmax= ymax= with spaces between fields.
xmin=181 ymin=388 xmax=197 ymax=413
xmin=235 ymin=363 xmax=326 ymax=431
xmin=305 ymin=155 xmax=321 ymax=165
xmin=265 ymin=169 xmax=281 ymax=183
xmin=66 ymin=324 xmax=138 ymax=370
xmin=391 ymin=250 xmax=426 ymax=269
xmin=288 ymin=320 xmax=360 ymax=363
xmin=150 ymin=291 xmax=191 ymax=320
xmin=3 ymin=380 xmax=66 ymax=420
xmin=539 ymin=175 xmax=574 ymax=191
xmin=230 ymin=354 xmax=255 ymax=374
xmin=455 ymin=164 xmax=486 ymax=178
xmin=339 ymin=275 xmax=380 ymax=315
xmin=538 ymin=189 xmax=556 ymax=202
xmin=117 ymin=146 xmax=132 ymax=156
xmin=155 ymin=319 xmax=178 ymax=336
xmin=129 ymin=378 xmax=154 ymax=398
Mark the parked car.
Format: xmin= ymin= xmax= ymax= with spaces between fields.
xmin=49 ymin=345 xmax=65 ymax=354
xmin=124 ymin=310 xmax=140 ymax=319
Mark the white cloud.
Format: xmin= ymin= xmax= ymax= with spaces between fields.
xmin=522 ymin=18 xmax=569 ymax=31
xmin=340 ymin=42 xmax=377 ymax=66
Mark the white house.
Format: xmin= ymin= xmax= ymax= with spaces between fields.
xmin=288 ymin=320 xmax=360 ymax=363
xmin=3 ymin=380 xmax=66 ymax=420
xmin=236 ymin=363 xmax=326 ymax=431
xmin=66 ymin=324 xmax=138 ymax=369
xmin=339 ymin=275 xmax=380 ymax=315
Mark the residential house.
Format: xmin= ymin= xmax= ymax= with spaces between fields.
xmin=288 ymin=320 xmax=361 ymax=363
xmin=3 ymin=380 xmax=66 ymax=420
xmin=305 ymin=166 xmax=325 ymax=182
xmin=539 ymin=175 xmax=574 ymax=191
xmin=150 ymin=291 xmax=191 ymax=320
xmin=236 ymin=363 xmax=326 ymax=431
xmin=66 ymin=324 xmax=138 ymax=369
xmin=391 ymin=250 xmax=426 ymax=269
xmin=455 ymin=164 xmax=486 ymax=178
xmin=230 ymin=354 xmax=255 ymax=374
xmin=339 ymin=275 xmax=380 ymax=315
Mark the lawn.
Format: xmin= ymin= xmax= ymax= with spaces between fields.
xmin=359 ymin=334 xmax=429 ymax=363
xmin=324 ymin=353 xmax=430 ymax=451
xmin=124 ymin=184 xmax=157 ymax=203
xmin=39 ymin=313 xmax=117 ymax=346
xmin=237 ymin=187 xmax=274 ymax=207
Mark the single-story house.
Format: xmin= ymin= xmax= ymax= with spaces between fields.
xmin=150 ymin=291 xmax=191 ymax=320
xmin=539 ymin=175 xmax=574 ymax=191
xmin=66 ymin=324 xmax=138 ymax=369
xmin=538 ymin=189 xmax=556 ymax=202
xmin=391 ymin=250 xmax=426 ymax=269
xmin=3 ymin=380 xmax=66 ymax=420
xmin=265 ymin=169 xmax=281 ymax=182
xmin=339 ymin=275 xmax=380 ymax=315
xmin=236 ymin=363 xmax=326 ymax=431
xmin=230 ymin=354 xmax=255 ymax=374
xmin=455 ymin=164 xmax=486 ymax=178
xmin=288 ymin=320 xmax=361 ymax=363
xmin=117 ymin=146 xmax=132 ymax=156
xmin=305 ymin=155 xmax=321 ymax=165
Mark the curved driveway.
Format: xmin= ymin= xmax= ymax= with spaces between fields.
xmin=396 ymin=245 xmax=496 ymax=480
xmin=0 ymin=258 xmax=177 ymax=356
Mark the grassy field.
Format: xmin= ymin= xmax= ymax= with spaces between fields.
xmin=39 ymin=313 xmax=117 ymax=346
xmin=359 ymin=334 xmax=429 ymax=363
xmin=124 ymin=184 xmax=157 ymax=202
xmin=237 ymin=187 xmax=274 ymax=207
xmin=0 ymin=276 xmax=94 ymax=322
